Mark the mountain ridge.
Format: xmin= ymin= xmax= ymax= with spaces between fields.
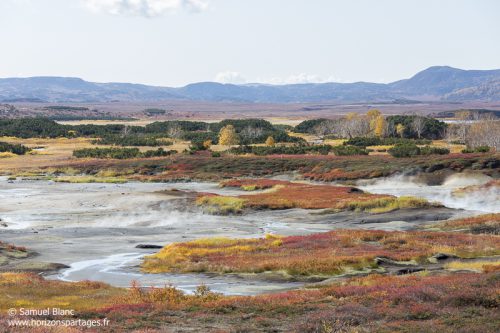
xmin=1 ymin=66 xmax=499 ymax=103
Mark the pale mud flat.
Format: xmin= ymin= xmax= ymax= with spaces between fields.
xmin=0 ymin=175 xmax=494 ymax=295
xmin=0 ymin=178 xmax=330 ymax=295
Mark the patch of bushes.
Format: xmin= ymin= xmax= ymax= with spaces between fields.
xmin=420 ymin=146 xmax=450 ymax=156
xmin=94 ymin=135 xmax=172 ymax=147
xmin=388 ymin=144 xmax=421 ymax=158
xmin=229 ymin=144 xmax=333 ymax=156
xmin=294 ymin=118 xmax=328 ymax=133
xmin=73 ymin=147 xmax=174 ymax=159
xmin=344 ymin=137 xmax=432 ymax=147
xmin=388 ymin=144 xmax=449 ymax=158
xmin=0 ymin=141 xmax=31 ymax=155
xmin=332 ymin=145 xmax=368 ymax=156
xmin=462 ymin=146 xmax=491 ymax=154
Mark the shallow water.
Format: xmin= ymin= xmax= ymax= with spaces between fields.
xmin=54 ymin=252 xmax=303 ymax=295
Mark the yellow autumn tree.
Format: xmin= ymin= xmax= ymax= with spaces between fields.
xmin=396 ymin=124 xmax=406 ymax=138
xmin=367 ymin=109 xmax=382 ymax=136
xmin=374 ymin=115 xmax=387 ymax=137
xmin=218 ymin=125 xmax=240 ymax=146
xmin=367 ymin=109 xmax=381 ymax=119
xmin=203 ymin=140 xmax=212 ymax=149
xmin=265 ymin=136 xmax=275 ymax=146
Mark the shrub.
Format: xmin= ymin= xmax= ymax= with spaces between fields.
xmin=294 ymin=119 xmax=328 ymax=133
xmin=388 ymin=143 xmax=421 ymax=158
xmin=211 ymin=152 xmax=221 ymax=158
xmin=444 ymin=260 xmax=500 ymax=272
xmin=462 ymin=146 xmax=491 ymax=153
xmin=73 ymin=147 xmax=173 ymax=159
xmin=332 ymin=145 xmax=368 ymax=156
xmin=388 ymin=144 xmax=449 ymax=158
xmin=420 ymin=146 xmax=450 ymax=155
xmin=0 ymin=141 xmax=30 ymax=155
xmin=345 ymin=137 xmax=432 ymax=147
xmin=229 ymin=144 xmax=333 ymax=156
xmin=94 ymin=135 xmax=172 ymax=147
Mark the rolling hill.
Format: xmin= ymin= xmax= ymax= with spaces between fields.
xmin=1 ymin=66 xmax=499 ymax=103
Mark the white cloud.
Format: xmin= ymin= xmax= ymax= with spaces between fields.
xmin=214 ymin=71 xmax=342 ymax=85
xmin=83 ymin=0 xmax=209 ymax=17
xmin=259 ymin=73 xmax=342 ymax=85
xmin=214 ymin=71 xmax=247 ymax=84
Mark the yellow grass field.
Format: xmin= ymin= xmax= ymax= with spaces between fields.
xmin=0 ymin=136 xmax=188 ymax=172
xmin=432 ymin=140 xmax=466 ymax=154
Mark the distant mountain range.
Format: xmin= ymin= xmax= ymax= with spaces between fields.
xmin=1 ymin=66 xmax=499 ymax=103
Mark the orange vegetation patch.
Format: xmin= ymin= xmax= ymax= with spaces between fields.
xmin=235 ymin=180 xmax=392 ymax=210
xmin=143 ymin=229 xmax=500 ymax=276
xmin=0 ymin=272 xmax=498 ymax=332
xmin=220 ymin=178 xmax=290 ymax=190
xmin=0 ymin=273 xmax=124 ymax=312
xmin=303 ymin=167 xmax=379 ymax=181
xmin=0 ymin=241 xmax=27 ymax=253
xmin=429 ymin=213 xmax=500 ymax=234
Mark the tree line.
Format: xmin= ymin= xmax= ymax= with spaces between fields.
xmin=294 ymin=111 xmax=447 ymax=140
xmin=0 ymin=118 xmax=302 ymax=146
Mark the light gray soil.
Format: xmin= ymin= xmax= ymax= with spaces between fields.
xmin=0 ymin=176 xmax=491 ymax=295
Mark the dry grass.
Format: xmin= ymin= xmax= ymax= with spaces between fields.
xmin=199 ymin=180 xmax=427 ymax=212
xmin=445 ymin=260 xmax=500 ymax=272
xmin=286 ymin=132 xmax=320 ymax=143
xmin=323 ymin=139 xmax=346 ymax=146
xmin=0 ymin=273 xmax=124 ymax=311
xmin=338 ymin=196 xmax=436 ymax=213
xmin=432 ymin=139 xmax=466 ymax=154
xmin=428 ymin=213 xmax=500 ymax=234
xmin=196 ymin=195 xmax=246 ymax=214
xmin=143 ymin=229 xmax=500 ymax=276
xmin=0 ymin=136 xmax=95 ymax=172
xmin=1 ymin=271 xmax=498 ymax=333
xmin=0 ymin=152 xmax=17 ymax=158
xmin=0 ymin=136 xmax=182 ymax=174
xmin=220 ymin=179 xmax=290 ymax=191
xmin=238 ymin=181 xmax=393 ymax=210
xmin=54 ymin=176 xmax=127 ymax=184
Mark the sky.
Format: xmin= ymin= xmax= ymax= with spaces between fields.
xmin=0 ymin=0 xmax=499 ymax=87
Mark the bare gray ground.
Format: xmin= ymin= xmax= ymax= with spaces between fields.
xmin=0 ymin=175 xmax=493 ymax=294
